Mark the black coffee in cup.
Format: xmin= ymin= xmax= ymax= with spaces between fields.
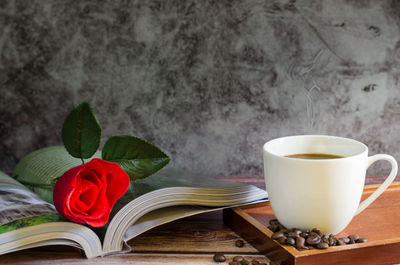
xmin=286 ymin=153 xmax=343 ymax=159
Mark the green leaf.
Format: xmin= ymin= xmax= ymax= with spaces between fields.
xmin=13 ymin=146 xmax=101 ymax=203
xmin=102 ymin=135 xmax=170 ymax=180
xmin=61 ymin=102 xmax=101 ymax=159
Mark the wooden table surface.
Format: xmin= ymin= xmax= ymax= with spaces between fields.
xmin=1 ymin=175 xmax=396 ymax=265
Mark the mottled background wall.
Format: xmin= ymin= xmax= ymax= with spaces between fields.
xmin=1 ymin=0 xmax=400 ymax=177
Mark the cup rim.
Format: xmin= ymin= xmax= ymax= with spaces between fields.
xmin=263 ymin=135 xmax=368 ymax=161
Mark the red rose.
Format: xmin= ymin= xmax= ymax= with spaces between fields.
xmin=53 ymin=158 xmax=130 ymax=227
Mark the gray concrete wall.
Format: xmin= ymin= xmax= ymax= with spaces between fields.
xmin=1 ymin=0 xmax=400 ymax=177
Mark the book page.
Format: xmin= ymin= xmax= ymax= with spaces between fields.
xmin=102 ymin=168 xmax=268 ymax=253
xmin=0 ymin=170 xmax=103 ymax=259
xmin=0 ymin=171 xmax=25 ymax=188
xmin=0 ymin=214 xmax=63 ymax=235
xmin=0 ymin=171 xmax=59 ymax=227
xmin=123 ymin=205 xmax=215 ymax=240
xmin=111 ymin=167 xmax=249 ymax=214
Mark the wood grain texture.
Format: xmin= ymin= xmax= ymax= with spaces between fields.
xmin=1 ymin=249 xmax=271 ymax=265
xmin=224 ymin=182 xmax=400 ymax=265
xmin=128 ymin=213 xmax=260 ymax=253
xmin=1 ymin=210 xmax=270 ymax=264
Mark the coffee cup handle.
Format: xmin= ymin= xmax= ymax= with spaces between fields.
xmin=355 ymin=154 xmax=398 ymax=215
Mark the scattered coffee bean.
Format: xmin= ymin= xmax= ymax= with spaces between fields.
xmin=232 ymin=256 xmax=244 ymax=262
xmin=213 ymin=253 xmax=226 ymax=262
xmin=272 ymin=231 xmax=285 ymax=240
xmin=267 ymin=219 xmax=367 ymax=251
xmin=356 ymin=237 xmax=368 ymax=243
xmin=337 ymin=239 xmax=346 ymax=246
xmin=235 ymin=239 xmax=245 ymax=248
xmin=348 ymin=234 xmax=359 ymax=244
xmin=240 ymin=259 xmax=249 ymax=265
xmin=228 ymin=256 xmax=266 ymax=265
xmin=306 ymin=232 xmax=321 ymax=245
xmin=316 ymin=242 xmax=329 ymax=249
xmin=268 ymin=219 xmax=281 ymax=232
xmin=296 ymin=236 xmax=309 ymax=250
xmin=328 ymin=235 xmax=337 ymax=246
xmin=287 ymin=229 xmax=302 ymax=238
xmin=349 ymin=234 xmax=359 ymax=240
xmin=300 ymin=231 xmax=309 ymax=238
xmin=268 ymin=224 xmax=280 ymax=232
xmin=277 ymin=236 xmax=287 ymax=245
xmin=286 ymin=237 xmax=296 ymax=246
xmin=312 ymin=228 xmax=322 ymax=236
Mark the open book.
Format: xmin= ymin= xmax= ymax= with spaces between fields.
xmin=0 ymin=146 xmax=268 ymax=258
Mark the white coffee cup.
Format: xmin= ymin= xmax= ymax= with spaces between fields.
xmin=263 ymin=135 xmax=398 ymax=234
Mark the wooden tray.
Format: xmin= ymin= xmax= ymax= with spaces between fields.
xmin=223 ymin=183 xmax=400 ymax=265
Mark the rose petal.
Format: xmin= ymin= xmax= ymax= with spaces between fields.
xmin=99 ymin=159 xmax=130 ymax=204
xmin=69 ymin=179 xmax=99 ymax=213
xmin=53 ymin=164 xmax=86 ymax=224
xmin=53 ymin=158 xmax=130 ymax=227
xmin=67 ymin=167 xmax=100 ymax=216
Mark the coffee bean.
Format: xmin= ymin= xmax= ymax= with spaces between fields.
xmin=306 ymin=232 xmax=321 ymax=245
xmin=232 ymin=256 xmax=244 ymax=262
xmin=240 ymin=259 xmax=249 ymax=265
xmin=296 ymin=237 xmax=309 ymax=250
xmin=300 ymin=231 xmax=309 ymax=238
xmin=349 ymin=234 xmax=359 ymax=243
xmin=250 ymin=260 xmax=260 ymax=265
xmin=356 ymin=237 xmax=368 ymax=243
xmin=268 ymin=220 xmax=280 ymax=231
xmin=350 ymin=234 xmax=359 ymax=240
xmin=286 ymin=237 xmax=296 ymax=246
xmin=268 ymin=224 xmax=280 ymax=232
xmin=312 ymin=228 xmax=322 ymax=236
xmin=328 ymin=235 xmax=337 ymax=246
xmin=213 ymin=253 xmax=226 ymax=262
xmin=336 ymin=239 xmax=346 ymax=246
xmin=287 ymin=229 xmax=302 ymax=238
xmin=229 ymin=262 xmax=239 ymax=265
xmin=277 ymin=236 xmax=287 ymax=244
xmin=272 ymin=231 xmax=285 ymax=240
xmin=235 ymin=239 xmax=245 ymax=247
xmin=266 ymin=219 xmax=367 ymax=251
xmin=316 ymin=242 xmax=329 ymax=249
